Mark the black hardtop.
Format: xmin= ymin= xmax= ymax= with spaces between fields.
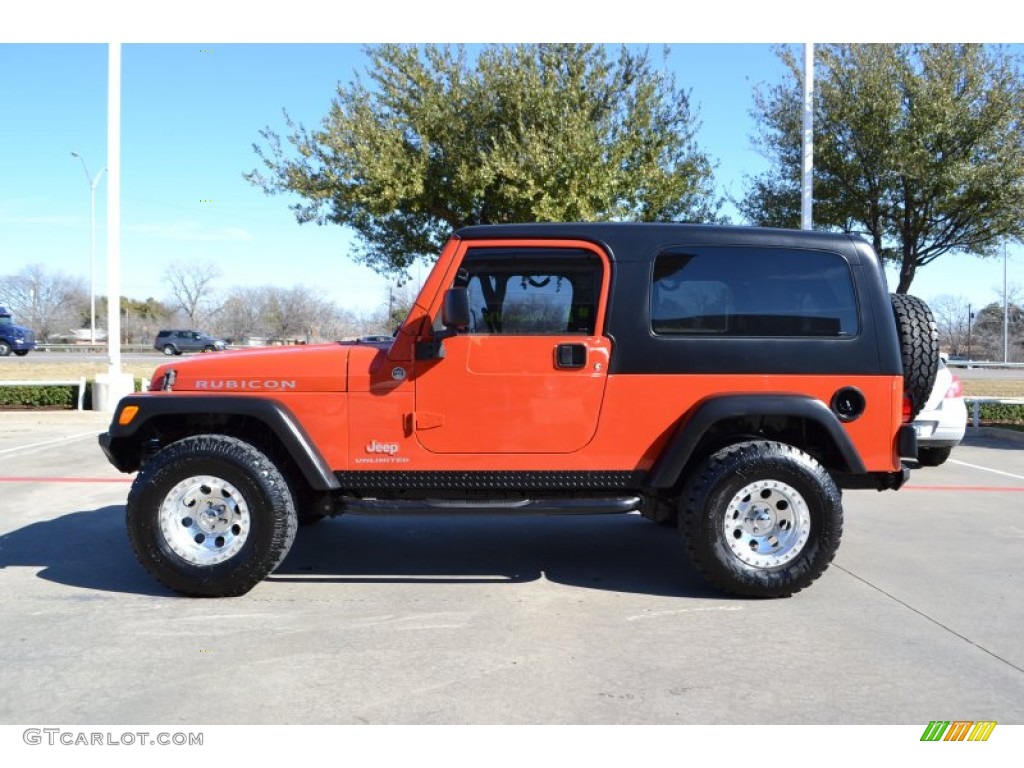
xmin=455 ymin=222 xmax=874 ymax=264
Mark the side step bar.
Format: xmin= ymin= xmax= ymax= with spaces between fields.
xmin=342 ymin=496 xmax=643 ymax=516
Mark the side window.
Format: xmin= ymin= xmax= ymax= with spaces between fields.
xmin=651 ymin=248 xmax=859 ymax=337
xmin=457 ymin=248 xmax=602 ymax=335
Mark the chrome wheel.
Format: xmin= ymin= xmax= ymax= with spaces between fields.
xmin=722 ymin=479 xmax=811 ymax=569
xmin=158 ymin=474 xmax=250 ymax=566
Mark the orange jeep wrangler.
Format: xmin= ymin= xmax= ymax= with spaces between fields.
xmin=100 ymin=223 xmax=938 ymax=598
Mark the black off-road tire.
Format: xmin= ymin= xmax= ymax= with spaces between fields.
xmin=14 ymin=349 xmax=29 ymax=356
xmin=891 ymin=293 xmax=939 ymax=420
xmin=678 ymin=441 xmax=843 ymax=598
xmin=917 ymin=446 xmax=953 ymax=467
xmin=126 ymin=435 xmax=298 ymax=597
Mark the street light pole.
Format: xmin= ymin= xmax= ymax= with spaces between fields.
xmin=71 ymin=152 xmax=106 ymax=344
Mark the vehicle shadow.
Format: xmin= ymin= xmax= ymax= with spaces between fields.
xmin=0 ymin=505 xmax=174 ymax=597
xmin=273 ymin=512 xmax=721 ymax=599
xmin=0 ymin=507 xmax=719 ymax=599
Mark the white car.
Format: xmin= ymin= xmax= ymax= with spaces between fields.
xmin=913 ymin=356 xmax=967 ymax=466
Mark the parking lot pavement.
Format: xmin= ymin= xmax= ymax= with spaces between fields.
xmin=1 ymin=415 xmax=1022 ymax=725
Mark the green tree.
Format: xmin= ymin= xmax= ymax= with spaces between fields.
xmin=247 ymin=44 xmax=719 ymax=278
xmin=740 ymin=44 xmax=1024 ymax=293
xmin=972 ymin=299 xmax=1024 ymax=362
xmin=96 ymin=296 xmax=173 ymax=344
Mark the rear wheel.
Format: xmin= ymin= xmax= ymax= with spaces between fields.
xmin=126 ymin=435 xmax=297 ymax=597
xmin=918 ymin=446 xmax=952 ymax=467
xmin=162 ymin=344 xmax=176 ymax=356
xmin=0 ymin=341 xmax=10 ymax=357
xmin=891 ymin=293 xmax=939 ymax=420
xmin=679 ymin=441 xmax=843 ymax=598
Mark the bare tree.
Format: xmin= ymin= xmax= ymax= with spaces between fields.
xmin=163 ymin=260 xmax=222 ymax=326
xmin=217 ymin=287 xmax=266 ymax=343
xmin=263 ymin=286 xmax=345 ymax=342
xmin=929 ymin=294 xmax=972 ymax=357
xmin=214 ymin=284 xmax=355 ymax=343
xmin=1 ymin=264 xmax=88 ymax=341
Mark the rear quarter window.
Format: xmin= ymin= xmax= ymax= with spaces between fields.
xmin=651 ymin=247 xmax=859 ymax=338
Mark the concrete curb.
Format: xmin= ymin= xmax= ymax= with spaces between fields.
xmin=965 ymin=426 xmax=1024 ymax=444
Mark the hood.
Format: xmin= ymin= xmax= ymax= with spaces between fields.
xmin=1 ymin=322 xmax=34 ymax=340
xmin=149 ymin=343 xmax=364 ymax=393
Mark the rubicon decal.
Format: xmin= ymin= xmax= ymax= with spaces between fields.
xmin=920 ymin=721 xmax=997 ymax=741
xmin=194 ymin=380 xmax=297 ymax=390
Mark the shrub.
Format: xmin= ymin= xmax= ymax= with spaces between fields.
xmin=0 ymin=378 xmax=144 ymax=410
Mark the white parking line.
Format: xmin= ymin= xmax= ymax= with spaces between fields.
xmin=949 ymin=459 xmax=1024 ymax=482
xmin=0 ymin=431 xmax=99 ymax=456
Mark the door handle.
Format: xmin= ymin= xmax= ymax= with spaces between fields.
xmin=555 ymin=343 xmax=587 ymax=369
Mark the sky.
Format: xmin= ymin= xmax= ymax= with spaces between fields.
xmin=1 ymin=3 xmax=1022 ymax=326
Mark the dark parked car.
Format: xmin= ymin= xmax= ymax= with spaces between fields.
xmin=154 ymin=329 xmax=228 ymax=355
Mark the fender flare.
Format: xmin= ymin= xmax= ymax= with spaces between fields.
xmin=100 ymin=395 xmax=340 ymax=491
xmin=643 ymin=394 xmax=866 ymax=491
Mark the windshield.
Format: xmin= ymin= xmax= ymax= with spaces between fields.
xmin=0 ymin=316 xmax=12 ymax=326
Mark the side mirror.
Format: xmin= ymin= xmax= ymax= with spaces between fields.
xmin=442 ymin=287 xmax=470 ymax=328
xmin=416 ymin=287 xmax=470 ymax=361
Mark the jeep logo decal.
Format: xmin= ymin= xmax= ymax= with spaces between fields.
xmin=365 ymin=440 xmax=400 ymax=455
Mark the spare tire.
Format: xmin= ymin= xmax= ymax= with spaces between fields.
xmin=890 ymin=293 xmax=939 ymax=420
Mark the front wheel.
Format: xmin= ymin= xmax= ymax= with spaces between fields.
xmin=13 ymin=349 xmax=29 ymax=357
xmin=679 ymin=441 xmax=843 ymax=598
xmin=126 ymin=435 xmax=298 ymax=597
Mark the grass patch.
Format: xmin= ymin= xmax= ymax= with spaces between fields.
xmin=0 ymin=360 xmax=158 ymax=384
xmin=960 ymin=379 xmax=1024 ymax=398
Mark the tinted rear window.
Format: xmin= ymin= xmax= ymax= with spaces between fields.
xmin=651 ymin=247 xmax=859 ymax=337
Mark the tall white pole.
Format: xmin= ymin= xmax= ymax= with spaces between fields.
xmin=1004 ymin=241 xmax=1009 ymax=363
xmin=90 ymin=179 xmax=96 ymax=343
xmin=801 ymin=43 xmax=814 ymax=231
xmin=107 ymin=42 xmax=122 ymax=376
xmin=70 ymin=153 xmax=105 ymax=344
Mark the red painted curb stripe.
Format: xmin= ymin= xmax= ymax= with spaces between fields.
xmin=0 ymin=477 xmax=132 ymax=484
xmin=905 ymin=485 xmax=1024 ymax=492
